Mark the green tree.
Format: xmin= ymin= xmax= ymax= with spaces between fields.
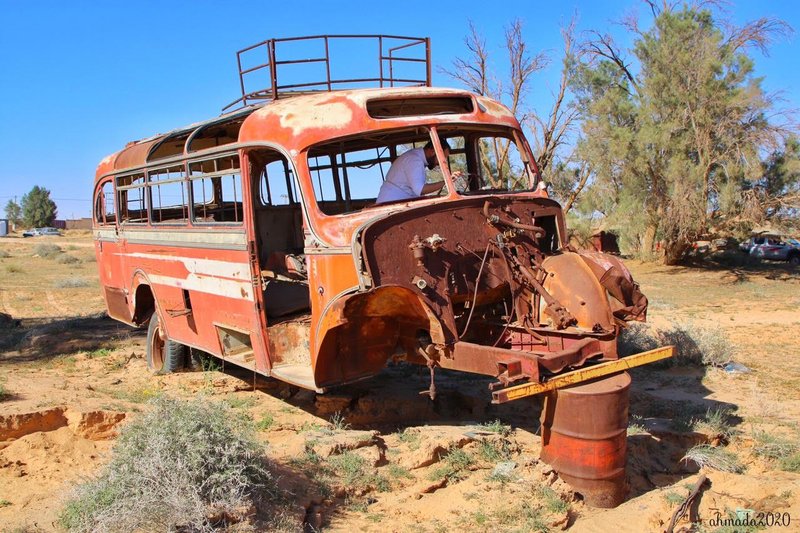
xmin=572 ymin=5 xmax=792 ymax=263
xmin=21 ymin=186 xmax=57 ymax=227
xmin=752 ymin=137 xmax=800 ymax=229
xmin=4 ymin=199 xmax=22 ymax=226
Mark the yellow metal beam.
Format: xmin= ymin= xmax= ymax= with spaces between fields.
xmin=491 ymin=345 xmax=675 ymax=403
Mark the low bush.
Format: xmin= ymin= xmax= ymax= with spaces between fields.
xmin=618 ymin=320 xmax=734 ymax=367
xmin=0 ymin=250 xmax=10 ymax=258
xmin=34 ymin=243 xmax=62 ymax=257
xmin=56 ymin=254 xmax=80 ymax=264
xmin=59 ymin=396 xmax=277 ymax=532
xmin=54 ymin=278 xmax=90 ymax=288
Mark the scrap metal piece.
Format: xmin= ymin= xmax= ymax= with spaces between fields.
xmin=491 ymin=346 xmax=674 ymax=403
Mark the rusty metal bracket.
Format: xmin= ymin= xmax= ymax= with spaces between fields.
xmin=417 ymin=345 xmax=438 ymax=400
xmin=502 ymin=247 xmax=576 ymax=329
xmin=491 ymin=345 xmax=674 ymax=403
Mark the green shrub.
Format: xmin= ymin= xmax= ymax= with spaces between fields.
xmin=34 ymin=243 xmax=62 ymax=257
xmin=59 ymin=396 xmax=276 ymax=532
xmin=429 ymin=447 xmax=474 ymax=482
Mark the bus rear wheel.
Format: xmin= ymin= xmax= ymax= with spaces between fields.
xmin=146 ymin=312 xmax=186 ymax=374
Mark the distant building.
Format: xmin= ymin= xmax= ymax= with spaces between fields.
xmin=65 ymin=218 xmax=93 ymax=230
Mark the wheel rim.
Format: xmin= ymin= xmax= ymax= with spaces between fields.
xmin=149 ymin=321 xmax=165 ymax=371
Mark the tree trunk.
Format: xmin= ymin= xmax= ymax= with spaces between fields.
xmin=662 ymin=239 xmax=690 ymax=265
xmin=641 ymin=223 xmax=658 ymax=258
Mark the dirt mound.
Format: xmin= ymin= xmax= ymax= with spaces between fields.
xmin=0 ymin=407 xmax=125 ymax=447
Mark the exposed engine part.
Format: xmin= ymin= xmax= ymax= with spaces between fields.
xmin=408 ymin=233 xmax=448 ymax=268
xmin=501 ymin=244 xmax=577 ymax=330
xmin=483 ymin=200 xmax=545 ymax=237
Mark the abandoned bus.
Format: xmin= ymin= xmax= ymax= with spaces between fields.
xmin=93 ymin=35 xmax=669 ymax=405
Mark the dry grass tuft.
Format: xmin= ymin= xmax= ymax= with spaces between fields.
xmin=619 ymin=320 xmax=734 ymax=367
xmin=682 ymin=444 xmax=743 ymax=473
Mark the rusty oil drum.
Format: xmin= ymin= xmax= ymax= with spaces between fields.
xmin=540 ymin=371 xmax=630 ymax=508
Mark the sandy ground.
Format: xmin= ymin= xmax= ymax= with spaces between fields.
xmin=1 ymin=232 xmax=799 ymax=532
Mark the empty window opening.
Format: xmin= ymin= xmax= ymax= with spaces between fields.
xmin=189 ymin=155 xmax=243 ymax=224
xmin=95 ymin=181 xmax=117 ymax=225
xmin=366 ymin=97 xmax=474 ymax=118
xmin=117 ymin=173 xmax=147 ymax=224
xmin=149 ymin=165 xmax=188 ymax=224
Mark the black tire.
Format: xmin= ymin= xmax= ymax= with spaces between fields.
xmin=789 ymin=254 xmax=800 ymax=267
xmin=146 ymin=312 xmax=186 ymax=374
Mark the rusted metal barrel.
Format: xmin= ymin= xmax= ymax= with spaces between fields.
xmin=539 ymin=371 xmax=630 ymax=508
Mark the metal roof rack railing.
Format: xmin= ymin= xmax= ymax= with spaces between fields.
xmin=222 ymin=34 xmax=431 ymax=112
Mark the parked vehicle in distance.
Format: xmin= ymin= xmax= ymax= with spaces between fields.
xmin=742 ymin=234 xmax=800 ymax=265
xmin=22 ymin=227 xmax=61 ymax=237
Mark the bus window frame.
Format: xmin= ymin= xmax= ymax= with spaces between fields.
xmin=116 ymin=171 xmax=149 ymax=225
xmin=94 ymin=178 xmax=118 ymax=226
xmin=187 ymin=151 xmax=245 ymax=226
xmin=147 ymin=163 xmax=190 ymax=226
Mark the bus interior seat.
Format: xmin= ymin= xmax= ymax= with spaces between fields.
xmin=263 ymin=251 xmax=309 ymax=318
xmin=263 ymin=280 xmax=310 ymax=318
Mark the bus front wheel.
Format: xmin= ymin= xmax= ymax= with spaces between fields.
xmin=146 ymin=312 xmax=186 ymax=374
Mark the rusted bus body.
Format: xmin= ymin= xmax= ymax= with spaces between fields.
xmin=92 ymin=85 xmax=649 ymax=398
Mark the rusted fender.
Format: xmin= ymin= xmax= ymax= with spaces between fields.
xmin=541 ymin=252 xmax=614 ymax=332
xmin=313 ymin=285 xmax=445 ymax=386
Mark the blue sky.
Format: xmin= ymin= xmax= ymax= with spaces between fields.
xmin=1 ymin=0 xmax=797 ymax=219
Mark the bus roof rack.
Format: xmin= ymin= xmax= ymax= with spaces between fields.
xmin=222 ymin=34 xmax=431 ymax=112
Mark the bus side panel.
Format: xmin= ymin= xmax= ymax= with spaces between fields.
xmin=307 ymin=253 xmax=360 ymax=367
xmin=122 ymin=240 xmax=265 ymax=368
xmin=94 ymin=230 xmax=133 ymax=324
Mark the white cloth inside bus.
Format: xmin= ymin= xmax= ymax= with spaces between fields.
xmin=376 ymin=148 xmax=427 ymax=204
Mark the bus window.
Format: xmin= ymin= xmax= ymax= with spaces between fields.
xmin=117 ymin=173 xmax=147 ymax=224
xmin=149 ymin=165 xmax=188 ymax=224
xmin=189 ymin=155 xmax=243 ymax=224
xmin=95 ymin=181 xmax=117 ymax=225
xmin=260 ymin=158 xmax=296 ymax=206
xmin=472 ymin=135 xmax=530 ymax=191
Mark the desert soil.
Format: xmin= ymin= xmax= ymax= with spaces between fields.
xmin=1 ymin=232 xmax=799 ymax=532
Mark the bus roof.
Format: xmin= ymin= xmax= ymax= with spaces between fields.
xmin=95 ymin=86 xmax=519 ymax=181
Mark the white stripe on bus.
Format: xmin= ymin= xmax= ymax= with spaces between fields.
xmin=123 ymin=253 xmax=250 ymax=280
xmin=148 ymin=273 xmax=254 ymax=301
